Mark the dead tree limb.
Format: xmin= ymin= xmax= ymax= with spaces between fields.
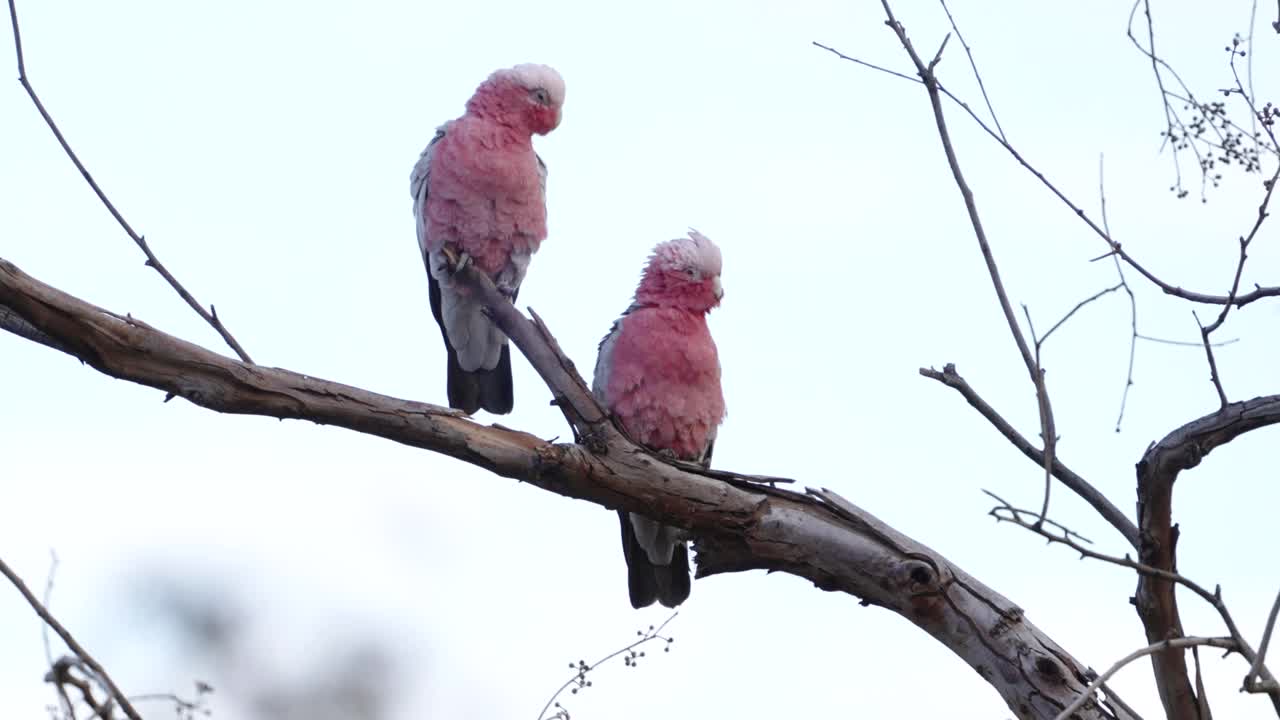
xmin=1135 ymin=398 xmax=1280 ymax=717
xmin=0 ymin=256 xmax=1116 ymax=720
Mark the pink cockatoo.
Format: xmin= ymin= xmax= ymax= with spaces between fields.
xmin=592 ymin=230 xmax=726 ymax=608
xmin=411 ymin=64 xmax=565 ymax=414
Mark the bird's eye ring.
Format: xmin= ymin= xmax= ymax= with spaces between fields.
xmin=530 ymin=88 xmax=551 ymax=105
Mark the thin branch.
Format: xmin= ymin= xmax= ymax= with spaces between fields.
xmin=818 ymin=37 xmax=1280 ymax=310
xmin=920 ymin=363 xmax=1140 ymax=549
xmin=5 ymin=0 xmax=254 ymax=364
xmin=1248 ymin=0 xmax=1260 ymax=157
xmin=879 ymin=0 xmax=1064 ymax=552
xmin=0 ymin=556 xmax=142 ymax=720
xmin=937 ymin=0 xmax=1005 ymax=141
xmin=1053 ymin=638 xmax=1237 ymax=720
xmin=1246 ymin=586 xmax=1280 ymax=693
xmin=1098 ymin=155 xmax=1141 ymax=433
xmin=810 ymin=41 xmax=920 ymax=84
xmin=536 ymin=613 xmax=678 ymax=720
xmin=39 ymin=551 xmax=77 ymax=720
xmin=1020 ymin=306 xmax=1055 ymax=528
xmin=1039 ymin=284 xmax=1124 ymax=347
xmin=987 ymin=489 xmax=1278 ymax=698
xmin=1193 ymin=310 xmax=1230 ymax=407
xmin=1136 ymin=333 xmax=1239 ymax=348
xmin=1130 ymin=0 xmax=1201 ymax=199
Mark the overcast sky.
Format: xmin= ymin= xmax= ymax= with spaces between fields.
xmin=2 ymin=0 xmax=1278 ymax=718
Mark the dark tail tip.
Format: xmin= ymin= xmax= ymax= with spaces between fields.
xmin=446 ymin=345 xmax=514 ymax=415
xmin=618 ymin=512 xmax=691 ymax=609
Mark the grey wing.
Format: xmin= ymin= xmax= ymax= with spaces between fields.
xmin=593 ymin=305 xmax=639 ymax=410
xmin=411 ymin=126 xmax=448 ymax=257
xmin=536 ymin=152 xmax=548 ymax=196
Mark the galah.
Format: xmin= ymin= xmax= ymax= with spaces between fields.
xmin=411 ymin=64 xmax=565 ymax=414
xmin=592 ymin=230 xmax=726 ymax=609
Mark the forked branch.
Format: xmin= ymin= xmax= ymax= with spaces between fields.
xmin=0 ymin=255 xmax=1118 ymax=720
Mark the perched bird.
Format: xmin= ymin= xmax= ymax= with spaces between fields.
xmin=592 ymin=231 xmax=726 ymax=608
xmin=411 ymin=64 xmax=565 ymax=414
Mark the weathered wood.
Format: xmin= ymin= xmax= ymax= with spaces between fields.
xmin=0 ymin=257 xmax=1118 ymax=720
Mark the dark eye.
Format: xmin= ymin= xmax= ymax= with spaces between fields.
xmin=530 ymin=88 xmax=551 ymax=105
xmin=685 ymin=268 xmax=700 ymax=280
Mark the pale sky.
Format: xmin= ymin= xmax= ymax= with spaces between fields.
xmin=2 ymin=0 xmax=1278 ymax=718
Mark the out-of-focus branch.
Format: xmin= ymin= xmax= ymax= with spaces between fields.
xmin=1054 ymin=638 xmax=1237 ymax=720
xmin=920 ymin=363 xmax=1139 ymax=549
xmin=0 ymin=556 xmax=143 ymax=720
xmin=5 ymin=0 xmax=254 ymax=364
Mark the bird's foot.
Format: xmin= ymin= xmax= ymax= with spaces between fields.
xmin=441 ymin=246 xmax=472 ymax=274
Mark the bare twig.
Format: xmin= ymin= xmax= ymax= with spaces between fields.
xmin=1193 ymin=310 xmax=1230 ymax=407
xmin=938 ymin=0 xmax=1005 ymax=141
xmin=1098 ymin=155 xmax=1141 ymax=432
xmin=879 ymin=0 xmax=1063 ymax=545
xmin=1054 ymin=638 xmax=1237 ymax=720
xmin=1019 ymin=306 xmax=1055 ymax=527
xmin=818 ymin=36 xmax=1280 ymax=310
xmin=1246 ymin=586 xmax=1280 ymax=693
xmin=1038 ymin=284 xmax=1124 ymax=347
xmin=1136 ymin=333 xmax=1238 ymax=348
xmin=1248 ymin=0 xmax=1260 ymax=157
xmin=811 ymin=41 xmax=919 ymax=84
xmin=39 ymin=551 xmax=78 ymax=720
xmin=987 ymin=488 xmax=1279 ymax=697
xmin=536 ymin=614 xmax=678 ymax=720
xmin=921 ymin=363 xmax=1139 ymax=548
xmin=1130 ymin=0 xmax=1202 ymax=199
xmin=5 ymin=0 xmax=254 ymax=364
xmin=0 ymin=556 xmax=142 ymax=720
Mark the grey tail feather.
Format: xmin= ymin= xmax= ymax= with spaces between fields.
xmin=617 ymin=511 xmax=690 ymax=609
xmin=428 ymin=268 xmax=514 ymax=415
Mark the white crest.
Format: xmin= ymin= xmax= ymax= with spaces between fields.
xmin=492 ymin=63 xmax=566 ymax=106
xmin=652 ymin=229 xmax=722 ymax=276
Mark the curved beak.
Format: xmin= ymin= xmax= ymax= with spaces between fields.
xmin=712 ymin=275 xmax=724 ymax=300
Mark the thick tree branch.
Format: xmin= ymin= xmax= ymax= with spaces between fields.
xmin=1136 ymin=397 xmax=1280 ymax=718
xmin=0 ymin=256 xmax=1116 ymax=720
